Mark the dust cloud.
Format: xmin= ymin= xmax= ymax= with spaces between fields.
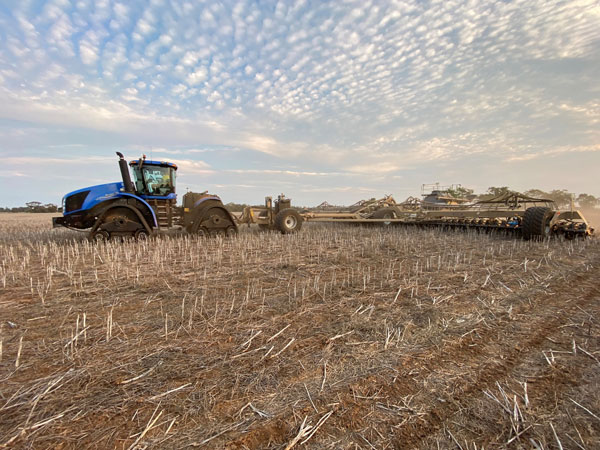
xmin=579 ymin=207 xmax=600 ymax=231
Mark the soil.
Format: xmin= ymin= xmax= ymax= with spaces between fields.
xmin=0 ymin=214 xmax=599 ymax=449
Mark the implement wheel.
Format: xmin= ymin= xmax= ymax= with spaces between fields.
xmin=522 ymin=207 xmax=554 ymax=240
xmin=372 ymin=207 xmax=396 ymax=226
xmin=274 ymin=209 xmax=303 ymax=234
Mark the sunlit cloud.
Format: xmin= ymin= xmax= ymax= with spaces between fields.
xmin=0 ymin=0 xmax=599 ymax=206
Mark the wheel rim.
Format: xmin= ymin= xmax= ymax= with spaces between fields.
xmin=284 ymin=215 xmax=297 ymax=229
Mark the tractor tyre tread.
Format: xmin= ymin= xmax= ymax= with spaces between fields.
xmin=522 ymin=206 xmax=553 ymax=240
xmin=274 ymin=208 xmax=303 ymax=234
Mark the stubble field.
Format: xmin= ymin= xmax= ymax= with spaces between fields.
xmin=1 ymin=213 xmax=599 ymax=449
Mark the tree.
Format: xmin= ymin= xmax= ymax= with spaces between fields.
xmin=42 ymin=203 xmax=59 ymax=212
xmin=547 ymin=190 xmax=573 ymax=209
xmin=577 ymin=193 xmax=599 ymax=209
xmin=19 ymin=202 xmax=59 ymax=213
xmin=224 ymin=202 xmax=250 ymax=212
xmin=524 ymin=189 xmax=550 ymax=199
xmin=487 ymin=187 xmax=511 ymax=197
xmin=446 ymin=186 xmax=474 ymax=199
xmin=26 ymin=201 xmax=42 ymax=211
xmin=476 ymin=186 xmax=511 ymax=201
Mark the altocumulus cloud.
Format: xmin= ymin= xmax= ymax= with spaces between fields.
xmin=0 ymin=0 xmax=599 ymax=207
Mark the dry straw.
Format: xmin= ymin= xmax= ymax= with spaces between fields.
xmin=0 ymin=212 xmax=599 ymax=448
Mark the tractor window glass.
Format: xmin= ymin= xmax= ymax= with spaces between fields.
xmin=130 ymin=167 xmax=145 ymax=193
xmin=170 ymin=168 xmax=176 ymax=193
xmin=142 ymin=166 xmax=174 ymax=195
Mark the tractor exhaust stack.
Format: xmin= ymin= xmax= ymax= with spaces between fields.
xmin=116 ymin=152 xmax=135 ymax=193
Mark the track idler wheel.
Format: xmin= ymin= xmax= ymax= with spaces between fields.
xmin=89 ymin=230 xmax=110 ymax=242
xmin=195 ymin=226 xmax=209 ymax=237
xmin=134 ymin=229 xmax=150 ymax=240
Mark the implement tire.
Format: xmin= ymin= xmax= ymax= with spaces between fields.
xmin=372 ymin=207 xmax=397 ymax=226
xmin=274 ymin=209 xmax=303 ymax=234
xmin=522 ymin=207 xmax=554 ymax=240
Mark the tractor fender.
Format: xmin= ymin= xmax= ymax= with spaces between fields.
xmin=118 ymin=193 xmax=158 ymax=227
xmin=90 ymin=200 xmax=154 ymax=234
xmin=184 ymin=197 xmax=221 ymax=229
xmin=193 ymin=196 xmax=222 ymax=209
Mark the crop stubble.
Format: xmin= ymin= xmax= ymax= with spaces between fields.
xmin=0 ymin=213 xmax=599 ymax=449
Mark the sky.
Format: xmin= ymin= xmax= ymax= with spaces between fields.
xmin=0 ymin=0 xmax=599 ymax=207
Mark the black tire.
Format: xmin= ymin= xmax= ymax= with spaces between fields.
xmin=521 ymin=207 xmax=554 ymax=240
xmin=372 ymin=207 xmax=397 ymax=226
xmin=274 ymin=209 xmax=303 ymax=234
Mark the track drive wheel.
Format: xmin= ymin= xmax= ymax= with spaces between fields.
xmin=522 ymin=207 xmax=554 ymax=240
xmin=274 ymin=209 xmax=303 ymax=234
xmin=372 ymin=207 xmax=397 ymax=226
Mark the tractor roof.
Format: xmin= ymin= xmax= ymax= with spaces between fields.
xmin=129 ymin=159 xmax=178 ymax=169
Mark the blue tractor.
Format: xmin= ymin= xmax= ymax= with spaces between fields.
xmin=53 ymin=152 xmax=237 ymax=240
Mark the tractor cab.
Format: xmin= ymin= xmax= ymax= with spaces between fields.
xmin=127 ymin=156 xmax=178 ymax=228
xmin=129 ymin=157 xmax=177 ymax=198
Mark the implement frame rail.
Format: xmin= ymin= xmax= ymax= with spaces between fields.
xmin=299 ymin=193 xmax=593 ymax=239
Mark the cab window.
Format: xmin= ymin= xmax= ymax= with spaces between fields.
xmin=142 ymin=166 xmax=174 ymax=196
